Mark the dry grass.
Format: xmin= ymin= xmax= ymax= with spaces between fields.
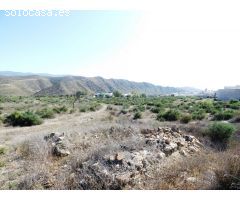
xmin=141 ymin=152 xmax=215 ymax=190
xmin=1 ymin=100 xmax=240 ymax=190
xmin=214 ymin=146 xmax=240 ymax=189
xmin=7 ymin=119 xmax=240 ymax=190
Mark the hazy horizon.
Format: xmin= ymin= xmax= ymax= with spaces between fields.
xmin=0 ymin=69 xmax=228 ymax=91
xmin=1 ymin=10 xmax=240 ymax=90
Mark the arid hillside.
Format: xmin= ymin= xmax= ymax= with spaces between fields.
xmin=0 ymin=73 xmax=200 ymax=96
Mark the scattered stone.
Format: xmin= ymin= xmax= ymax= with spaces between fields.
xmin=188 ymin=146 xmax=199 ymax=153
xmin=164 ymin=138 xmax=170 ymax=145
xmin=164 ymin=142 xmax=178 ymax=155
xmin=145 ymin=139 xmax=156 ymax=146
xmin=184 ymin=135 xmax=195 ymax=142
xmin=177 ymin=140 xmax=185 ymax=147
xmin=72 ymin=127 xmax=203 ymax=189
xmin=52 ymin=145 xmax=70 ymax=157
xmin=186 ymin=177 xmax=197 ymax=183
xmin=109 ymin=155 xmax=115 ymax=161
xmin=115 ymin=172 xmax=132 ymax=185
xmin=179 ymin=149 xmax=187 ymax=156
xmin=156 ymin=152 xmax=166 ymax=159
xmin=195 ymin=140 xmax=203 ymax=147
xmin=116 ymin=152 xmax=124 ymax=161
xmin=44 ymin=132 xmax=70 ymax=157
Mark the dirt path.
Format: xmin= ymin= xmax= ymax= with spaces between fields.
xmin=0 ymin=105 xmax=108 ymax=146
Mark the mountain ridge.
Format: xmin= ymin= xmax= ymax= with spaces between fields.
xmin=0 ymin=71 xmax=201 ymax=96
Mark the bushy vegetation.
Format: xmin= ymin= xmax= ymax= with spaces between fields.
xmin=53 ymin=106 xmax=68 ymax=114
xmin=150 ymin=106 xmax=162 ymax=113
xmin=79 ymin=102 xmax=101 ymax=113
xmin=36 ymin=108 xmax=55 ymax=119
xmin=1 ymin=94 xmax=240 ymax=190
xmin=180 ymin=114 xmax=192 ymax=124
xmin=113 ymin=90 xmax=122 ymax=97
xmin=0 ymin=161 xmax=5 ymax=168
xmin=1 ymin=95 xmax=239 ymax=127
xmin=0 ymin=147 xmax=6 ymax=155
xmin=133 ymin=112 xmax=142 ymax=119
xmin=0 ymin=115 xmax=3 ymax=124
xmin=79 ymin=107 xmax=87 ymax=112
xmin=192 ymin=110 xmax=206 ymax=120
xmin=4 ymin=111 xmax=43 ymax=127
xmin=207 ymin=122 xmax=236 ymax=143
xmin=214 ymin=110 xmax=235 ymax=121
xmin=157 ymin=109 xmax=180 ymax=121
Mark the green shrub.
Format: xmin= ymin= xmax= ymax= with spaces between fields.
xmin=113 ymin=90 xmax=122 ymax=97
xmin=156 ymin=112 xmax=165 ymax=121
xmin=89 ymin=106 xmax=97 ymax=111
xmin=106 ymin=105 xmax=113 ymax=110
xmin=133 ymin=112 xmax=142 ymax=120
xmin=0 ymin=161 xmax=5 ymax=168
xmin=207 ymin=122 xmax=236 ymax=143
xmin=214 ymin=110 xmax=235 ymax=121
xmin=69 ymin=109 xmax=76 ymax=114
xmin=89 ymin=103 xmax=101 ymax=111
xmin=120 ymin=109 xmax=128 ymax=114
xmin=53 ymin=106 xmax=68 ymax=114
xmin=147 ymin=102 xmax=154 ymax=106
xmin=161 ymin=109 xmax=180 ymax=121
xmin=199 ymin=101 xmax=215 ymax=113
xmin=180 ymin=114 xmax=192 ymax=124
xmin=192 ymin=110 xmax=206 ymax=120
xmin=122 ymin=104 xmax=130 ymax=109
xmin=0 ymin=115 xmax=3 ymax=124
xmin=36 ymin=108 xmax=55 ymax=119
xmin=150 ymin=106 xmax=161 ymax=113
xmin=4 ymin=111 xmax=43 ymax=127
xmin=0 ymin=147 xmax=6 ymax=155
xmin=154 ymin=102 xmax=163 ymax=108
xmin=79 ymin=107 xmax=87 ymax=112
xmin=137 ymin=105 xmax=145 ymax=112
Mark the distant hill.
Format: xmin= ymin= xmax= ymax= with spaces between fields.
xmin=0 ymin=71 xmax=201 ymax=96
xmin=0 ymin=71 xmax=56 ymax=77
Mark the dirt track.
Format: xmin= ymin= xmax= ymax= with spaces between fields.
xmin=0 ymin=105 xmax=108 ymax=146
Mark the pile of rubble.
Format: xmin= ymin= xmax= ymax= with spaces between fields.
xmin=72 ymin=127 xmax=203 ymax=189
xmin=141 ymin=127 xmax=202 ymax=156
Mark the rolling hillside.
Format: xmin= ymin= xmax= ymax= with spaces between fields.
xmin=0 ymin=72 xmax=200 ymax=96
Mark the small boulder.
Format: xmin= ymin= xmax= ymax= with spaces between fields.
xmin=116 ymin=152 xmax=124 ymax=161
xmin=185 ymin=177 xmax=197 ymax=184
xmin=177 ymin=139 xmax=185 ymax=147
xmin=156 ymin=152 xmax=166 ymax=159
xmin=164 ymin=142 xmax=178 ymax=155
xmin=52 ymin=145 xmax=70 ymax=157
xmin=188 ymin=146 xmax=199 ymax=153
xmin=115 ymin=172 xmax=132 ymax=185
xmin=184 ymin=135 xmax=195 ymax=142
xmin=179 ymin=149 xmax=187 ymax=156
xmin=164 ymin=138 xmax=170 ymax=145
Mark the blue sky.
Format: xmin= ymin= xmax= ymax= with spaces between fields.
xmin=0 ymin=9 xmax=240 ymax=89
xmin=0 ymin=10 xmax=140 ymax=74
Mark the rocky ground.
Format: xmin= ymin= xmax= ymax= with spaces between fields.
xmin=0 ymin=104 xmax=238 ymax=189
